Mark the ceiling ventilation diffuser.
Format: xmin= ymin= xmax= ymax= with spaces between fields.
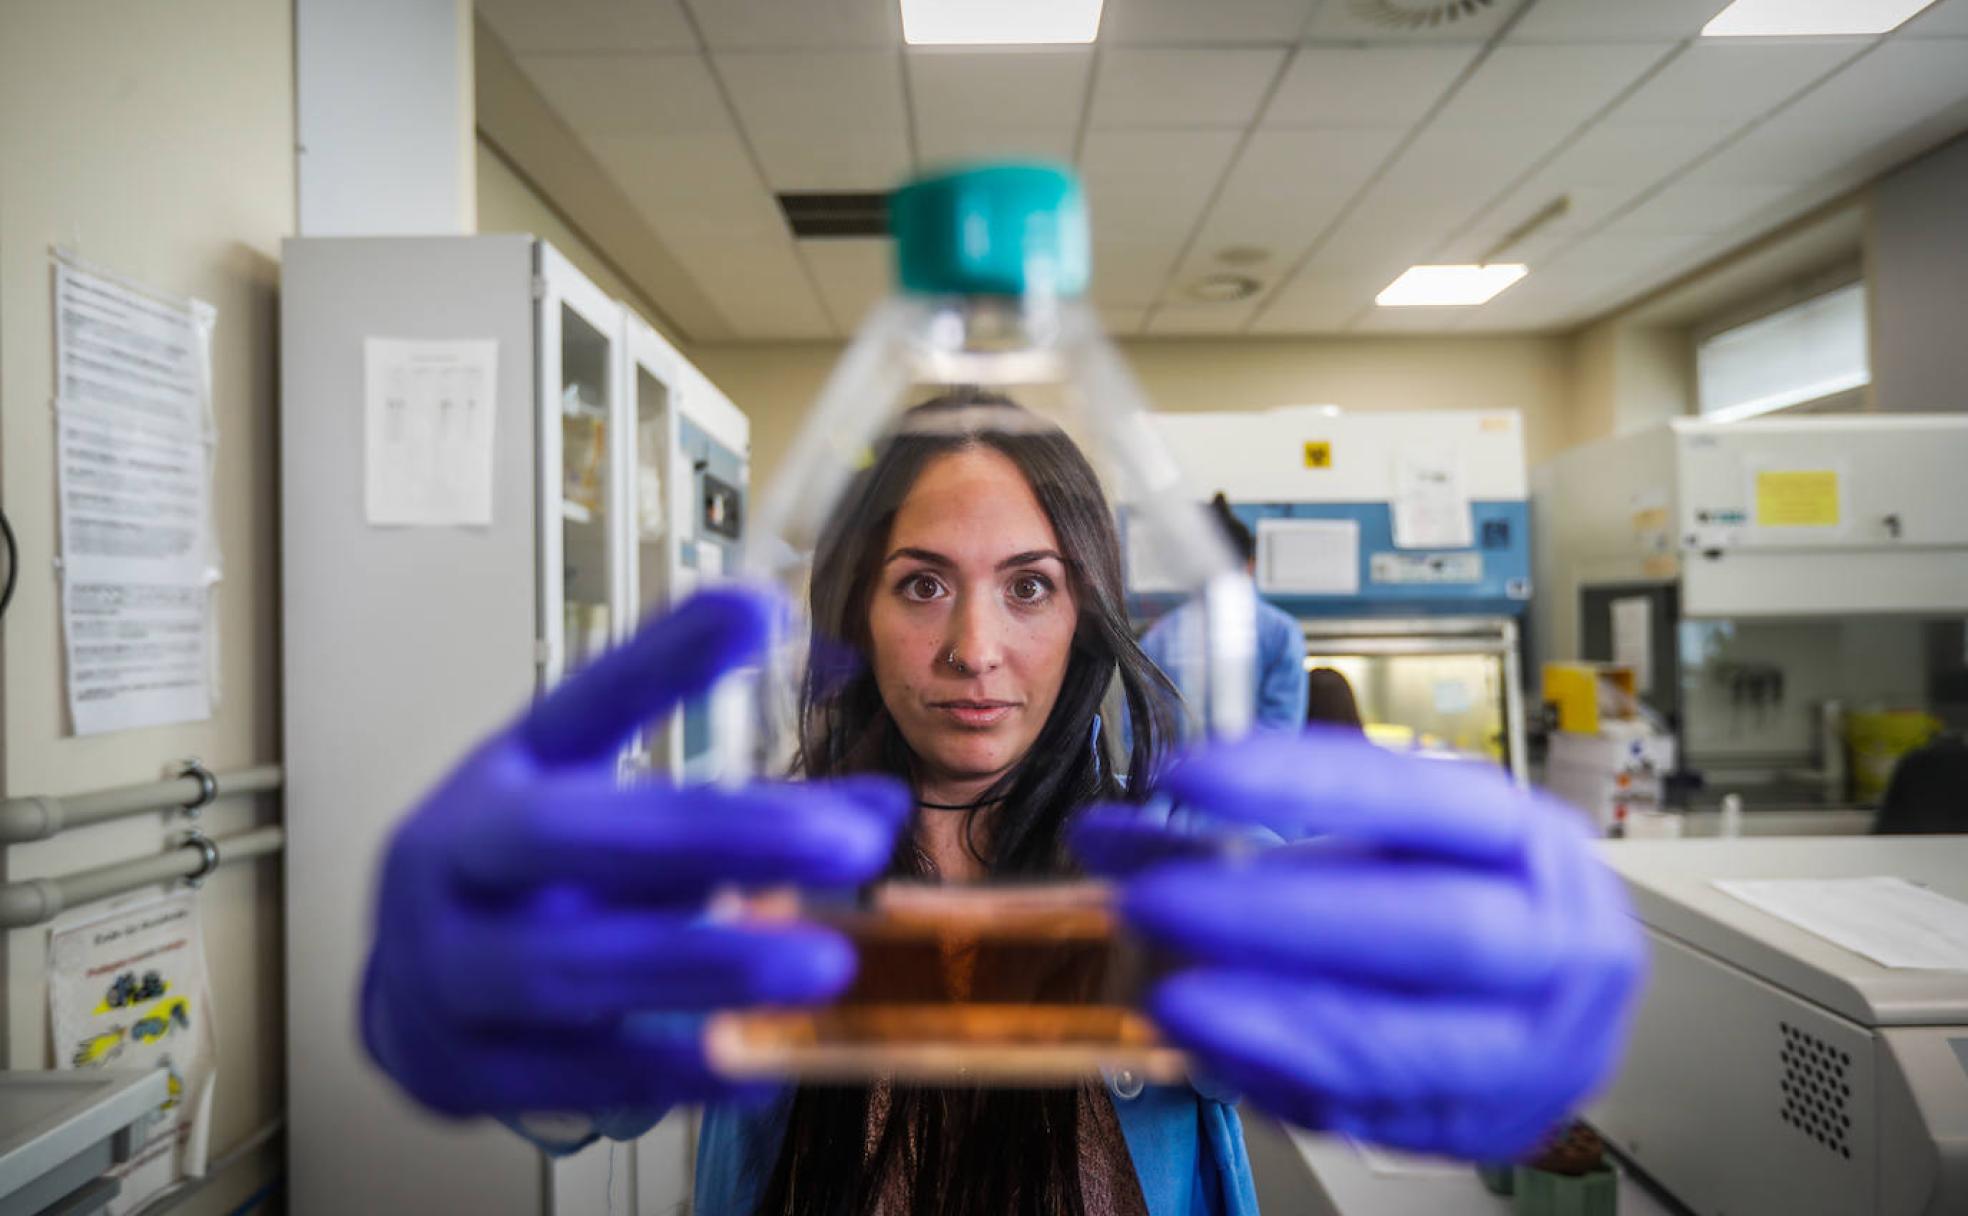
xmin=1348 ymin=0 xmax=1499 ymax=30
xmin=776 ymin=192 xmax=892 ymax=239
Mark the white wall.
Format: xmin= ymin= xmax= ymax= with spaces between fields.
xmin=0 ymin=3 xmax=291 ymax=1213
xmin=1870 ymin=133 xmax=1968 ymax=413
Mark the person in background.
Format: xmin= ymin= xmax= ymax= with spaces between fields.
xmin=1139 ymin=492 xmax=1309 ymax=731
xmin=1305 ymin=666 xmax=1366 ymax=731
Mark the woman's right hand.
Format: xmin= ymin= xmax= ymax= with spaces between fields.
xmin=361 ymin=588 xmax=907 ymax=1118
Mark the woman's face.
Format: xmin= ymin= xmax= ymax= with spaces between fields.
xmin=867 ymin=446 xmax=1079 ymax=795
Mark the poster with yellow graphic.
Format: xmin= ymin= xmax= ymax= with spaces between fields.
xmin=49 ymin=889 xmax=216 ymax=1215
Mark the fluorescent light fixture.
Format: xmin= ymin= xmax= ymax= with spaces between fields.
xmin=1703 ymin=0 xmax=1939 ymax=37
xmin=1375 ymin=264 xmax=1527 ymax=307
xmin=901 ymin=0 xmax=1104 ymax=44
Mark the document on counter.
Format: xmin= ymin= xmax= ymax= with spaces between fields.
xmin=364 ymin=337 xmax=498 ymax=526
xmin=1391 ymin=448 xmax=1473 ymax=549
xmin=53 ymin=256 xmax=220 ymax=735
xmin=1714 ymin=876 xmax=1968 ymax=971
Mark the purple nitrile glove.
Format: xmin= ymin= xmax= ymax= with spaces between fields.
xmin=1073 ymin=728 xmax=1646 ymax=1160
xmin=361 ymin=587 xmax=907 ymax=1118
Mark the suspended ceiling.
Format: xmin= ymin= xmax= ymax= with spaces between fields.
xmin=477 ymin=0 xmax=1968 ymax=342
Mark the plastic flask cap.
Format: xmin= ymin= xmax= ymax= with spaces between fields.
xmin=889 ymin=162 xmax=1090 ymax=299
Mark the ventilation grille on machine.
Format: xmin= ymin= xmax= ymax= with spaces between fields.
xmin=1348 ymin=0 xmax=1499 ymax=31
xmin=776 ymin=192 xmax=891 ymax=239
xmin=1779 ymin=1020 xmax=1854 ymax=1159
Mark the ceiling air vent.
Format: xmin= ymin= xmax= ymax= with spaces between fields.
xmin=1349 ymin=0 xmax=1498 ymax=30
xmin=777 ymin=192 xmax=891 ymax=239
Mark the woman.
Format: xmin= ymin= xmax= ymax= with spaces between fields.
xmin=362 ymin=396 xmax=1642 ymax=1215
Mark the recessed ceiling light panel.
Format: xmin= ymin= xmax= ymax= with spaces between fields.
xmin=1702 ymin=0 xmax=1939 ymax=37
xmin=1376 ymin=264 xmax=1527 ymax=307
xmin=901 ymin=0 xmax=1105 ymax=45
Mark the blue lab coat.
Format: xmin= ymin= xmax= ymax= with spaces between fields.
xmin=1138 ymin=597 xmax=1309 ymax=731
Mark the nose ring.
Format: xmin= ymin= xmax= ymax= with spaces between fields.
xmin=945 ymin=647 xmax=968 ymax=673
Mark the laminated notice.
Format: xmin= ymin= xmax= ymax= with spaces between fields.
xmin=1754 ymin=469 xmax=1839 ymax=528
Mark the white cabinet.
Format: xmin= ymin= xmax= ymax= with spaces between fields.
xmin=281 ymin=236 xmax=745 ymax=1216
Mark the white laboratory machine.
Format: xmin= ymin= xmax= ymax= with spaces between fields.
xmin=280 ymin=236 xmax=746 ymax=1216
xmin=1592 ymin=836 xmax=1968 ymax=1216
xmin=1533 ymin=415 xmax=1968 ymax=816
xmin=1130 ymin=407 xmax=1533 ymax=779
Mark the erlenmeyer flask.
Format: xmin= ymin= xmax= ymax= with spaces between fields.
xmin=704 ymin=162 xmax=1255 ymax=1085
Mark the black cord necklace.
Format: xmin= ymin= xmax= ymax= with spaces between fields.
xmin=916 ymin=795 xmax=1005 ymax=812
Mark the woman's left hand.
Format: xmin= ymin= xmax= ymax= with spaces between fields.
xmin=1073 ymin=729 xmax=1646 ymax=1161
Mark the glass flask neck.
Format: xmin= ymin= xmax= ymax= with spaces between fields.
xmin=908 ymin=292 xmax=1074 ymax=387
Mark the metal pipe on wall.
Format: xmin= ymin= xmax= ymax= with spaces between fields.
xmin=0 ymin=825 xmax=286 ymax=929
xmin=0 ymin=764 xmax=283 ymax=843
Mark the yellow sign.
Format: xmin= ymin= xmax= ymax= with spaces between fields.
xmin=1755 ymin=469 xmax=1839 ymax=528
xmin=1304 ymin=441 xmax=1332 ymax=469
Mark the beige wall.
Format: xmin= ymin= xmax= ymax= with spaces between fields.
xmin=0 ymin=3 xmax=289 ymax=1213
xmin=693 ymin=333 xmax=1575 ymax=490
xmin=476 ymin=135 xmax=680 ymax=336
xmin=1562 ymin=319 xmax=1697 ymax=448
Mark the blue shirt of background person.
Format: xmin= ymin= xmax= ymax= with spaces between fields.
xmin=1139 ymin=494 xmax=1308 ymax=731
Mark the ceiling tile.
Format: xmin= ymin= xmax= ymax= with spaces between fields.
xmin=1369 ymin=123 xmax=1573 ymax=226
xmin=916 ymin=128 xmax=1078 ymax=167
xmin=1901 ymin=0 xmax=1968 ymax=35
xmin=586 ymin=131 xmax=782 ymax=227
xmin=518 ymin=53 xmax=730 ymax=134
xmin=685 ymin=0 xmax=898 ymax=49
xmin=1090 ymin=48 xmax=1289 ymax=129
xmin=747 ymin=128 xmax=913 ymax=190
xmin=1079 ymin=130 xmax=1243 ymax=244
xmin=1090 ymin=239 xmax=1184 ymax=305
xmin=653 ymin=224 xmax=834 ymax=337
xmin=1249 ymin=267 xmax=1390 ymax=333
xmin=1453 ymin=269 xmax=1617 ymax=330
xmin=1096 ymin=304 xmax=1150 ymax=335
xmin=1263 ymin=46 xmax=1480 ymax=128
xmin=1350 ymin=305 xmax=1476 ymax=333
xmin=1550 ymin=230 xmax=1714 ymax=284
xmin=1099 ymin=0 xmax=1316 ymax=44
xmin=798 ymin=239 xmax=894 ymax=330
xmin=715 ymin=50 xmax=907 ymax=134
xmin=1613 ymin=182 xmax=1800 ymax=235
xmin=1608 ymin=42 xmax=1867 ymax=126
xmin=1143 ymin=300 xmax=1263 ymax=334
xmin=1174 ymin=128 xmax=1404 ymax=270
xmin=1433 ymin=43 xmax=1676 ymax=130
xmin=1303 ymin=0 xmax=1528 ymax=43
xmin=1508 ymin=0 xmax=1736 ymax=43
xmin=1686 ymin=39 xmax=1968 ymax=183
xmin=479 ymin=0 xmax=697 ymax=53
xmin=906 ymin=49 xmax=1091 ymax=133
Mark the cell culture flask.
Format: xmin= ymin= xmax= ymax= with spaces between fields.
xmin=704 ymin=162 xmax=1254 ymax=1086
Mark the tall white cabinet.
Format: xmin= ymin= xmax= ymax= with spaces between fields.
xmin=281 ymin=236 xmax=747 ymax=1215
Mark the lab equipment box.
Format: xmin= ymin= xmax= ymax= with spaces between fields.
xmin=280 ymin=236 xmax=746 ymax=1216
xmin=1591 ymin=836 xmax=1968 ymax=1216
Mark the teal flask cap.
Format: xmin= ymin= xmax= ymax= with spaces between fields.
xmin=888 ymin=162 xmax=1090 ymax=298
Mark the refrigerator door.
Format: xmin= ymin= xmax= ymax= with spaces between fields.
xmin=621 ymin=314 xmax=687 ymax=773
xmin=537 ymin=242 xmax=626 ymax=690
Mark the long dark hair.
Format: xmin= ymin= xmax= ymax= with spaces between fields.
xmin=752 ymin=393 xmax=1180 ymax=1215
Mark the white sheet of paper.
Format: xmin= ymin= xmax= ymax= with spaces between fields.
xmin=1391 ymin=448 xmax=1473 ymax=549
xmin=697 ymin=542 xmax=725 ymax=580
xmin=1256 ymin=518 xmax=1360 ymax=595
xmin=1611 ymin=595 xmax=1654 ymax=691
xmin=49 ymin=889 xmax=219 ymax=1214
xmin=53 ymin=259 xmax=219 ymax=735
xmin=364 ymin=338 xmax=498 ymax=526
xmin=1714 ymin=877 xmax=1968 ymax=971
